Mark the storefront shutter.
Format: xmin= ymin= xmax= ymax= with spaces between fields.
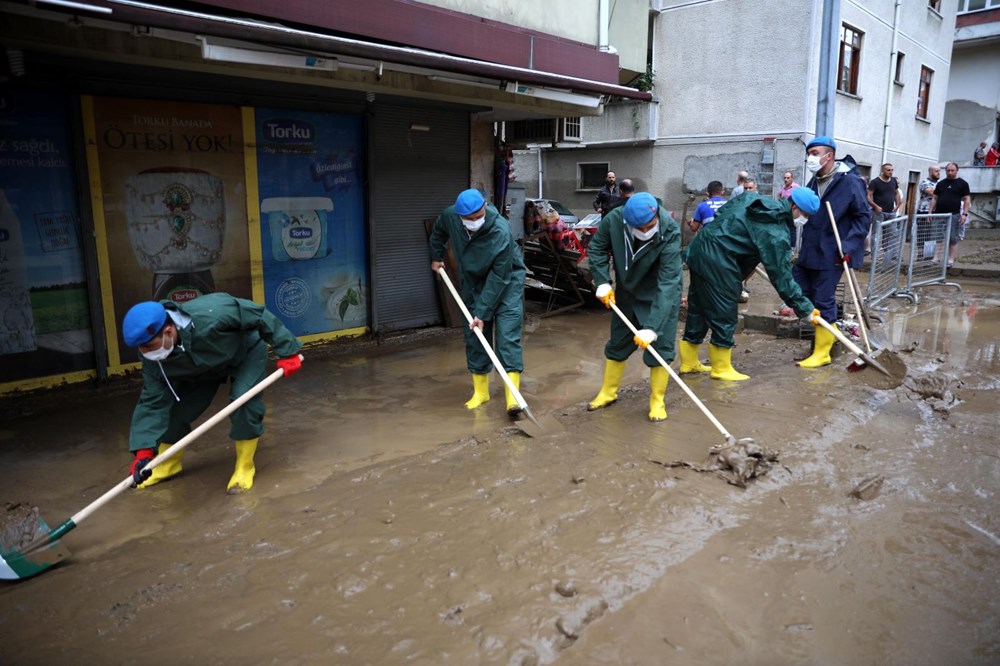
xmin=369 ymin=105 xmax=470 ymax=332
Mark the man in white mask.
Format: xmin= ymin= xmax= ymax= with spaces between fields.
xmin=587 ymin=192 xmax=682 ymax=422
xmin=794 ymin=135 xmax=871 ymax=368
xmin=429 ymin=188 xmax=527 ymax=416
xmin=122 ymin=294 xmax=303 ymax=494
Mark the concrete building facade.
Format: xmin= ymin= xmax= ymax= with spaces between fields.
xmin=514 ymin=0 xmax=958 ymax=229
xmin=940 ymin=2 xmax=1000 ymax=225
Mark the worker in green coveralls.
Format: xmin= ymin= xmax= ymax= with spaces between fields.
xmin=679 ymin=188 xmax=820 ymax=381
xmin=122 ymin=293 xmax=302 ymax=494
xmin=588 ymin=192 xmax=683 ymax=422
xmin=429 ymin=189 xmax=527 ymax=416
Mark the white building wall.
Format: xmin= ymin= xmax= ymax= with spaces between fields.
xmin=940 ymin=42 xmax=1000 ymax=164
xmin=413 ymin=0 xmax=650 ymax=73
xmin=654 ymin=0 xmax=813 ymax=141
xmin=513 ymin=0 xmax=957 ymax=218
xmin=835 ymin=0 xmax=955 ymax=173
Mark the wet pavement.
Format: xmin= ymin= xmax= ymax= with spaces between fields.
xmin=1 ymin=278 xmax=999 ymax=665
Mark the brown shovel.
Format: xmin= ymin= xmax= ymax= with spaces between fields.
xmin=812 ymin=312 xmax=906 ymax=389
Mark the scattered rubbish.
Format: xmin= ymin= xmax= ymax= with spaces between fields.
xmin=849 ymin=475 xmax=884 ymax=501
xmin=903 ymin=375 xmax=963 ymax=413
xmin=650 ymin=438 xmax=782 ymax=489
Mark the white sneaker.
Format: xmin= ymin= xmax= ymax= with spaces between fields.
xmin=739 ymin=290 xmax=749 ymax=303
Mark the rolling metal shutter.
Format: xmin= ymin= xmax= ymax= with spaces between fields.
xmin=369 ymin=104 xmax=470 ymax=332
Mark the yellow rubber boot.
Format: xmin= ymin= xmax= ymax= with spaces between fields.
xmin=709 ymin=344 xmax=750 ymax=381
xmin=588 ymin=359 xmax=627 ymax=411
xmin=464 ymin=373 xmax=490 ymax=409
xmin=648 ymin=366 xmax=669 ymax=422
xmin=797 ymin=325 xmax=835 ymax=368
xmin=227 ymin=438 xmax=258 ymax=494
xmin=504 ymin=371 xmax=522 ymax=416
xmin=678 ymin=340 xmax=710 ymax=373
xmin=137 ymin=443 xmax=182 ymax=489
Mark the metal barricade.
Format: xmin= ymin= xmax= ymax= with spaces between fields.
xmin=896 ymin=213 xmax=961 ymax=304
xmin=865 ymin=213 xmax=908 ymax=307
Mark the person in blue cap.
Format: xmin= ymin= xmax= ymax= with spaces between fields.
xmin=795 ymin=136 xmax=871 ymax=368
xmin=429 ymin=188 xmax=527 ymax=416
xmin=587 ymin=191 xmax=682 ymax=422
xmin=122 ymin=293 xmax=303 ymax=494
xmin=679 ymin=188 xmax=820 ymax=381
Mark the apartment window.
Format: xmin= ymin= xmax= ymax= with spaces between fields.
xmin=917 ymin=66 xmax=933 ymax=119
xmin=928 ymin=0 xmax=941 ymax=10
xmin=561 ymin=117 xmax=582 ymax=142
xmin=837 ymin=25 xmax=863 ymax=95
xmin=894 ymin=52 xmax=905 ymax=85
xmin=959 ymin=0 xmax=1000 ymax=13
xmin=579 ymin=163 xmax=611 ymax=190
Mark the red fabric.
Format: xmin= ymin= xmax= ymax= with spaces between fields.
xmin=986 ymin=148 xmax=1000 ymax=167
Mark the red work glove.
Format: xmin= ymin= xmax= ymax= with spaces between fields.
xmin=130 ymin=448 xmax=155 ymax=487
xmin=837 ymin=253 xmax=850 ymax=266
xmin=277 ymin=355 xmax=302 ymax=377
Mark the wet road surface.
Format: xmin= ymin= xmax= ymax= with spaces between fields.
xmin=1 ymin=280 xmax=998 ymax=664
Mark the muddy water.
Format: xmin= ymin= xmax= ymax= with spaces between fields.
xmin=1 ymin=284 xmax=998 ymax=664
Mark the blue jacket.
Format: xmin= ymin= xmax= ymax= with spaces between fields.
xmin=797 ymin=156 xmax=871 ymax=270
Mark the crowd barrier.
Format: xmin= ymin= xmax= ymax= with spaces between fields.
xmin=864 ymin=213 xmax=908 ymax=307
xmin=894 ymin=213 xmax=962 ymax=305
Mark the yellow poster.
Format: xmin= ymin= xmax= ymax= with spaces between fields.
xmin=86 ymin=97 xmax=251 ymax=368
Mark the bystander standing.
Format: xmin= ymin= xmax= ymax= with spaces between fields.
xmin=929 ymin=162 xmax=972 ymax=269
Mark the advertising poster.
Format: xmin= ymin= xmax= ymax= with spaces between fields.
xmin=254 ymin=109 xmax=367 ymax=336
xmin=89 ymin=97 xmax=251 ymax=361
xmin=0 ymin=90 xmax=94 ymax=383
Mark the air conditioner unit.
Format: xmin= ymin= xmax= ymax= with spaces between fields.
xmin=560 ymin=117 xmax=582 ymax=142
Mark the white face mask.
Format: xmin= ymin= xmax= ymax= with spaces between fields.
xmin=631 ymin=225 xmax=657 ymax=241
xmin=141 ymin=333 xmax=174 ymax=362
xmin=462 ymin=214 xmax=486 ymax=232
xmin=794 ymin=214 xmax=808 ymax=228
xmin=805 ymin=154 xmax=824 ymax=174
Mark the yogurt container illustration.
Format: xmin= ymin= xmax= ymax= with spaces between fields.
xmin=261 ymin=197 xmax=333 ymax=262
xmin=124 ymin=168 xmax=225 ymax=301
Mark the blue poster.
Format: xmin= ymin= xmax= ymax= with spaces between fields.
xmin=0 ymin=90 xmax=93 ymax=381
xmin=255 ymin=109 xmax=366 ymax=336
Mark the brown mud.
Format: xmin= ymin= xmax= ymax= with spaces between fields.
xmin=1 ymin=280 xmax=998 ymax=664
xmin=0 ymin=502 xmax=44 ymax=552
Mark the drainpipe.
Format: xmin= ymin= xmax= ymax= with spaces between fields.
xmin=881 ymin=0 xmax=902 ymax=165
xmin=536 ymin=146 xmax=544 ymax=198
xmin=815 ymin=0 xmax=840 ymax=137
xmin=598 ymin=0 xmax=610 ymax=52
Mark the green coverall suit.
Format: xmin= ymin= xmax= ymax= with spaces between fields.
xmin=683 ymin=193 xmax=814 ymax=349
xmin=589 ymin=206 xmax=683 ymax=365
xmin=128 ymin=293 xmax=302 ymax=453
xmin=429 ymin=203 xmax=527 ymax=375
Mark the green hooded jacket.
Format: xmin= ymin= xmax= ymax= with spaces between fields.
xmin=429 ymin=203 xmax=526 ymax=322
xmin=589 ymin=205 xmax=683 ymax=335
xmin=683 ymin=193 xmax=813 ymax=317
xmin=128 ymin=293 xmax=302 ymax=451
